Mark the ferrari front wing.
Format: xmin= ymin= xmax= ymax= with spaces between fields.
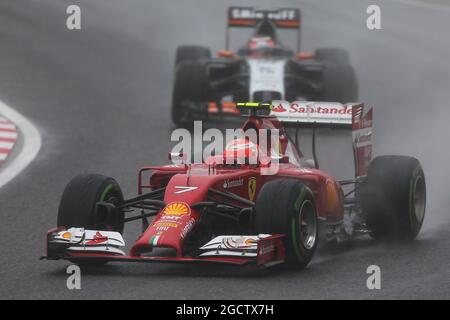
xmin=43 ymin=228 xmax=286 ymax=268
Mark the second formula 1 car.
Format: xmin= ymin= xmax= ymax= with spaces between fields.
xmin=43 ymin=101 xmax=426 ymax=270
xmin=172 ymin=7 xmax=358 ymax=125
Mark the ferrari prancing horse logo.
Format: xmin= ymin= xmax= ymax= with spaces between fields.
xmin=248 ymin=177 xmax=257 ymax=201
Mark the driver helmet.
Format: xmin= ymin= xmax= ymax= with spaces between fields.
xmin=248 ymin=36 xmax=275 ymax=50
xmin=223 ymin=138 xmax=259 ymax=164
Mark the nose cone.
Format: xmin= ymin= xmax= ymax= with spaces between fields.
xmin=131 ymin=201 xmax=199 ymax=257
xmin=130 ymin=175 xmax=211 ymax=257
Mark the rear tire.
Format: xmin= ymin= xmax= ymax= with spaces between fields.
xmin=175 ymin=45 xmax=211 ymax=65
xmin=254 ymin=179 xmax=318 ymax=268
xmin=360 ymin=156 xmax=426 ymax=240
xmin=319 ymin=64 xmax=358 ymax=102
xmin=315 ymin=47 xmax=358 ymax=102
xmin=315 ymin=47 xmax=350 ymax=65
xmin=172 ymin=61 xmax=210 ymax=126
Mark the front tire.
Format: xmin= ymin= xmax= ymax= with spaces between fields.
xmin=254 ymin=179 xmax=318 ymax=268
xmin=57 ymin=174 xmax=124 ymax=233
xmin=360 ymin=156 xmax=426 ymax=240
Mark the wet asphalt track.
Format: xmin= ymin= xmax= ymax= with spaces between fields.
xmin=0 ymin=0 xmax=450 ymax=299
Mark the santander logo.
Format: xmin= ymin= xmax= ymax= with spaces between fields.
xmin=271 ymin=101 xmax=353 ymax=115
xmin=289 ymin=103 xmax=352 ymax=114
xmin=271 ymin=104 xmax=287 ymax=113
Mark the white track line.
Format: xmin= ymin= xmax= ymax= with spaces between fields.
xmin=0 ymin=100 xmax=41 ymax=189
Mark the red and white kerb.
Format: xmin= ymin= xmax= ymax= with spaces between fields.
xmin=0 ymin=115 xmax=17 ymax=166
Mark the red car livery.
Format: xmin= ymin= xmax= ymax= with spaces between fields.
xmin=43 ymin=102 xmax=426 ymax=269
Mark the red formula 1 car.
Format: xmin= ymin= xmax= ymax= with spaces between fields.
xmin=43 ymin=102 xmax=426 ymax=269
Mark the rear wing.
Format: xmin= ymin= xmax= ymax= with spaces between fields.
xmin=228 ymin=7 xmax=301 ymax=28
xmin=226 ymin=7 xmax=301 ymax=50
xmin=270 ymin=101 xmax=353 ymax=127
xmin=269 ymin=101 xmax=373 ymax=178
xmin=236 ymin=101 xmax=373 ymax=179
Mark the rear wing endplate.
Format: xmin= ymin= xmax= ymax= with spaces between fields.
xmin=351 ymin=104 xmax=373 ymax=178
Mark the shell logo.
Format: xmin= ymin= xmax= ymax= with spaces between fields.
xmin=245 ymin=238 xmax=256 ymax=245
xmin=162 ymin=202 xmax=191 ymax=216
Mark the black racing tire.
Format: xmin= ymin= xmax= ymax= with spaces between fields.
xmin=360 ymin=156 xmax=426 ymax=240
xmin=175 ymin=45 xmax=211 ymax=65
xmin=315 ymin=47 xmax=358 ymax=102
xmin=57 ymin=174 xmax=124 ymax=233
xmin=171 ymin=61 xmax=210 ymax=126
xmin=319 ymin=63 xmax=358 ymax=103
xmin=254 ymin=179 xmax=318 ymax=268
xmin=315 ymin=47 xmax=350 ymax=65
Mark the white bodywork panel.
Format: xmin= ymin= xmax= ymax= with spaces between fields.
xmin=199 ymin=250 xmax=257 ymax=258
xmin=49 ymin=227 xmax=126 ymax=256
xmin=198 ymin=234 xmax=271 ymax=257
xmin=248 ymin=59 xmax=286 ymax=100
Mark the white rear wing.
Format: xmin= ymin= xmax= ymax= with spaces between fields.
xmin=270 ymin=101 xmax=354 ymax=126
xmin=268 ymin=100 xmax=373 ymax=179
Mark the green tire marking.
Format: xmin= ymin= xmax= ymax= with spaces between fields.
xmin=291 ymin=187 xmax=309 ymax=262
xmin=100 ymin=184 xmax=114 ymax=202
